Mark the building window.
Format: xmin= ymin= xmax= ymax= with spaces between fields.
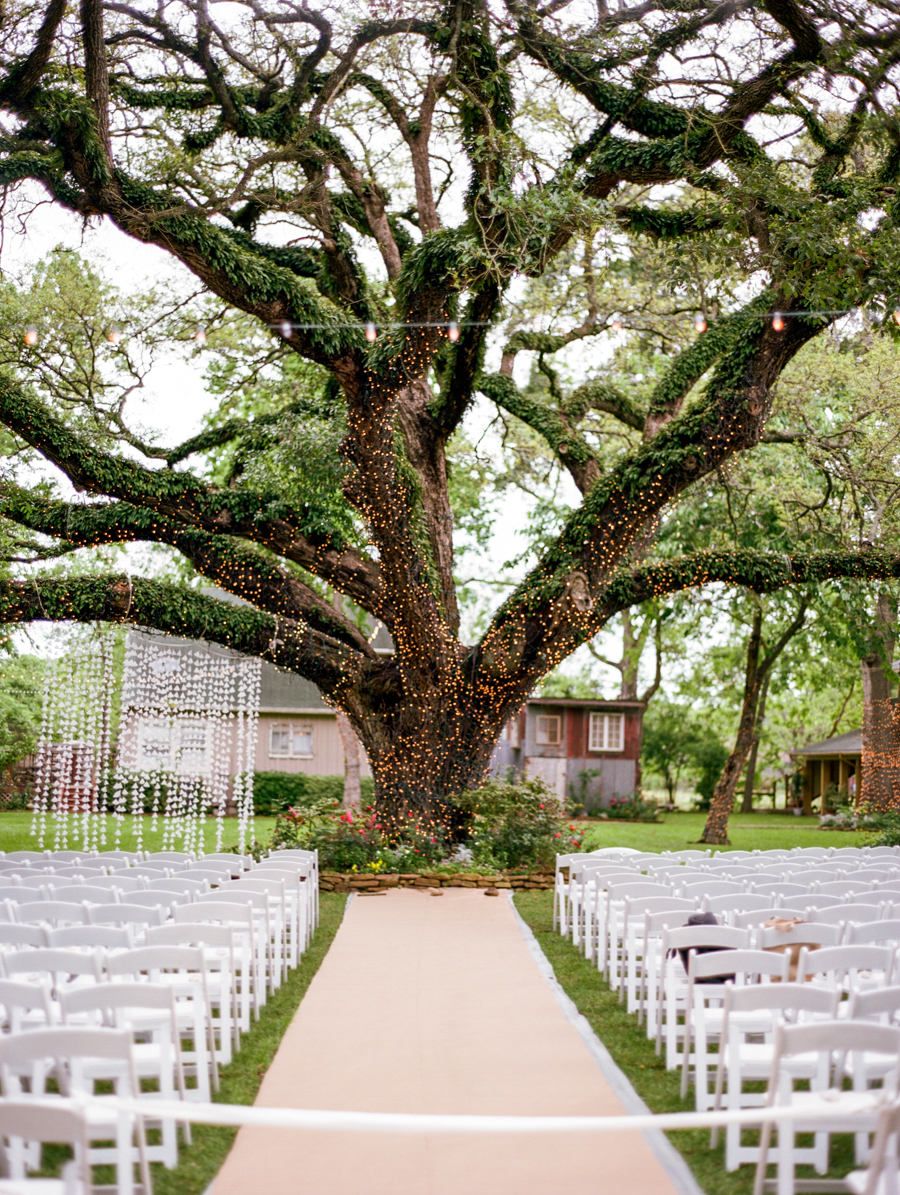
xmin=134 ymin=718 xmax=212 ymax=774
xmin=589 ymin=712 xmax=624 ymax=752
xmin=269 ymin=722 xmax=314 ymax=759
xmin=535 ymin=715 xmax=562 ymax=746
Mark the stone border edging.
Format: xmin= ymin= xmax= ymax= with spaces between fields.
xmin=319 ymin=871 xmax=554 ymax=892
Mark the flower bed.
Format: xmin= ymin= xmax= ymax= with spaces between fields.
xmin=319 ymin=870 xmax=554 ymax=892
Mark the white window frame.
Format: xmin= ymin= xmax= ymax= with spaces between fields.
xmin=589 ymin=712 xmax=624 ymax=753
xmin=268 ymin=721 xmax=314 ymax=760
xmin=535 ymin=714 xmax=562 ymax=747
xmin=133 ymin=717 xmax=212 ymax=775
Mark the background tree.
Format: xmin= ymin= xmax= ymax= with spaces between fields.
xmin=1 ymin=1 xmax=900 ymax=825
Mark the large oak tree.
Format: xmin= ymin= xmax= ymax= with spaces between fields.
xmin=1 ymin=0 xmax=900 ymax=837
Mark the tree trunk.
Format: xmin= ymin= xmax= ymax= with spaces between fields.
xmin=701 ymin=609 xmax=764 ymax=845
xmin=701 ymin=598 xmax=808 ymax=844
xmin=861 ymin=591 xmax=900 ymax=808
xmin=336 ymin=712 xmax=362 ymax=811
xmin=741 ymin=672 xmax=770 ymax=813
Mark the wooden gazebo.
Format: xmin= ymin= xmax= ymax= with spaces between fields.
xmin=791 ymin=729 xmax=862 ymax=813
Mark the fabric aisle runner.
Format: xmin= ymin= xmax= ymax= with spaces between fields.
xmin=211 ymin=888 xmax=681 ymax=1195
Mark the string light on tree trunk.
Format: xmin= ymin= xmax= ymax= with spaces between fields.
xmin=772 ymin=313 xmax=785 ymax=331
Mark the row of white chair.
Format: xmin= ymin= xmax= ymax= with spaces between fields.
xmin=0 ymin=846 xmax=320 ymax=1191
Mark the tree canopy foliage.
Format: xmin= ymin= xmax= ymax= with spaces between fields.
xmin=2 ymin=0 xmax=900 ymax=823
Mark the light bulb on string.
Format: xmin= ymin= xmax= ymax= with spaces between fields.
xmin=448 ymin=321 xmax=460 ymax=343
xmin=610 ymin=319 xmax=623 ymax=333
xmin=365 ymin=322 xmax=377 ymax=342
xmin=892 ymin=309 xmax=900 ymax=327
xmin=771 ymin=312 xmax=785 ymax=332
xmin=694 ymin=314 xmax=707 ymax=333
xmin=24 ymin=326 xmax=38 ymax=346
xmin=279 ymin=320 xmax=292 ymax=338
xmin=107 ymin=326 xmax=122 ymax=345
xmin=194 ymin=326 xmax=207 ymax=346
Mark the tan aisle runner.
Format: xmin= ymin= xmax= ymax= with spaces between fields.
xmin=212 ymin=888 xmax=687 ymax=1195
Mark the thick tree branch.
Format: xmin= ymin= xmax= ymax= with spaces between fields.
xmin=0 ymin=374 xmax=384 ymax=615
xmin=0 ymin=575 xmax=365 ymax=696
xmin=0 ymin=483 xmax=376 ymax=656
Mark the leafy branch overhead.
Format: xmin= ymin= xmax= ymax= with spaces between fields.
xmin=0 ymin=0 xmax=899 ymax=812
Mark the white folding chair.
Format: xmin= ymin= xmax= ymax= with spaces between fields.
xmin=754 ymin=1021 xmax=900 ymax=1195
xmin=265 ymin=848 xmax=319 ymax=928
xmin=251 ymin=866 xmax=313 ymax=960
xmin=601 ymin=881 xmax=673 ymax=979
xmin=0 ymin=1027 xmax=151 ymax=1195
xmin=145 ymin=923 xmax=239 ymax=1062
xmin=681 ymin=948 xmax=790 ymax=1109
xmin=1 ymin=949 xmax=103 ymax=1000
xmin=815 ymin=880 xmax=878 ymax=898
xmin=60 ymin=981 xmax=190 ymax=1169
xmin=173 ymin=902 xmax=258 ymax=1030
xmin=221 ymin=878 xmax=289 ymax=983
xmin=657 ymin=924 xmax=750 ymax=1066
xmin=46 ymin=925 xmax=132 ymax=951
xmin=46 ymin=886 xmax=121 ymax=906
xmin=703 ymin=894 xmax=779 ymax=919
xmin=732 ymin=907 xmax=807 ymax=930
xmin=849 ymin=922 xmax=900 ymax=948
xmin=568 ymin=862 xmax=637 ymax=951
xmin=711 ymin=982 xmax=840 ymax=1171
xmin=13 ymin=903 xmax=89 ymax=930
xmin=105 ymin=945 xmax=218 ymax=1101
xmin=87 ymin=904 xmax=166 ymax=935
xmin=0 ymin=978 xmax=56 ymax=1034
xmin=639 ymin=909 xmax=704 ymax=1033
xmin=802 ymin=904 xmax=885 ymax=930
xmin=76 ymin=874 xmax=142 ymax=895
xmin=796 ymin=943 xmax=896 ymax=994
xmin=197 ymin=889 xmax=278 ymax=996
xmin=0 ymin=926 xmax=47 ymax=949
xmin=622 ymin=898 xmax=696 ymax=1014
xmin=0 ymin=1099 xmax=92 ymax=1194
xmin=199 ymin=853 xmax=251 ymax=875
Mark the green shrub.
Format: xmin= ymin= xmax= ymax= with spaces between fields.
xmin=307 ymin=804 xmax=448 ymax=872
xmin=252 ymin=772 xmax=374 ymax=816
xmin=861 ymin=808 xmax=900 ymax=846
xmin=604 ymin=792 xmax=661 ymax=822
xmin=452 ymin=777 xmax=586 ymax=871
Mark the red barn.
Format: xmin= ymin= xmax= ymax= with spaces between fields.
xmin=489 ymin=697 xmax=644 ymax=810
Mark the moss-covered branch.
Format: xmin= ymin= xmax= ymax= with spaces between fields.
xmin=598 ymin=548 xmax=900 ymax=616
xmin=0 ymin=575 xmax=364 ymax=695
xmin=477 ymin=371 xmax=600 ymax=492
xmin=0 ymin=373 xmax=383 ymax=611
xmin=0 ymin=484 xmax=377 ymax=655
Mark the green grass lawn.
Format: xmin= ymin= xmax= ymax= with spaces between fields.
xmin=0 ymin=808 xmax=864 ymax=860
xmin=581 ymin=810 xmax=867 ymax=853
xmin=514 ymin=890 xmax=861 ymax=1195
xmin=0 ymin=811 xmax=278 ymax=855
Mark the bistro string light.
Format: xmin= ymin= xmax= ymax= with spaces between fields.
xmin=13 ymin=308 xmax=900 ymax=347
